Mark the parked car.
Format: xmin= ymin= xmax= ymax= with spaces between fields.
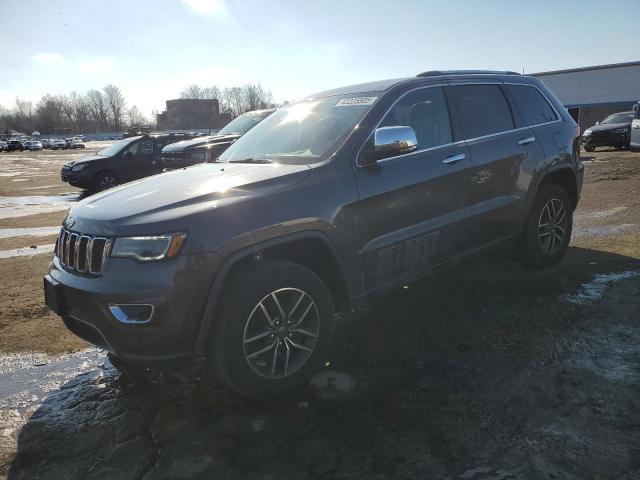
xmin=0 ymin=140 xmax=7 ymax=151
xmin=162 ymin=108 xmax=275 ymax=169
xmin=45 ymin=70 xmax=583 ymax=398
xmin=581 ymin=111 xmax=634 ymax=151
xmin=28 ymin=140 xmax=43 ymax=151
xmin=6 ymin=140 xmax=25 ymax=152
xmin=50 ymin=139 xmax=67 ymax=150
xmin=71 ymin=140 xmax=86 ymax=149
xmin=60 ymin=133 xmax=195 ymax=192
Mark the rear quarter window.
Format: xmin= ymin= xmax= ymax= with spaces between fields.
xmin=506 ymin=84 xmax=558 ymax=127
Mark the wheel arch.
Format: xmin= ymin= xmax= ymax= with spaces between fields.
xmin=194 ymin=231 xmax=352 ymax=356
xmin=539 ymin=166 xmax=579 ymax=210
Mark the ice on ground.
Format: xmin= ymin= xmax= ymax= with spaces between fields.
xmin=0 ymin=244 xmax=55 ymax=259
xmin=0 ymin=226 xmax=60 ymax=239
xmin=561 ymin=271 xmax=640 ymax=304
xmin=0 ymin=193 xmax=79 ymax=219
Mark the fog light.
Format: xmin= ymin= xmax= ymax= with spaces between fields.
xmin=109 ymin=304 xmax=154 ymax=324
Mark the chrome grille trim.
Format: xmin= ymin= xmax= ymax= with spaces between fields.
xmin=56 ymin=228 xmax=110 ymax=275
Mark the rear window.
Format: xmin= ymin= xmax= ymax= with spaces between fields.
xmin=453 ymin=85 xmax=514 ymax=139
xmin=506 ymin=84 xmax=558 ymax=126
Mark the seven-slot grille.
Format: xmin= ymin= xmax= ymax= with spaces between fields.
xmin=55 ymin=228 xmax=111 ymax=274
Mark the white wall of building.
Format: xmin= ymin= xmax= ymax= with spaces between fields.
xmin=534 ymin=62 xmax=640 ymax=107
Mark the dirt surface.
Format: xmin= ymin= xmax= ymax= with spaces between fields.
xmin=0 ymin=147 xmax=639 ymax=479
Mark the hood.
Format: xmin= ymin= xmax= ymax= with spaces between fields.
xmin=588 ymin=122 xmax=631 ymax=132
xmin=162 ymin=134 xmax=241 ymax=153
xmin=65 ymin=162 xmax=311 ymax=234
xmin=66 ymin=153 xmax=105 ymax=166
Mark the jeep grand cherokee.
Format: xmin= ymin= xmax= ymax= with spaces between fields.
xmin=44 ymin=70 xmax=583 ymax=398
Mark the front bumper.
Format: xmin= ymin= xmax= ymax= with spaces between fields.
xmin=45 ymin=251 xmax=222 ymax=366
xmin=60 ymin=165 xmax=93 ymax=188
xmin=581 ymin=132 xmax=629 ymax=147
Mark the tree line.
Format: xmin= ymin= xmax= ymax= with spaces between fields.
xmin=0 ymin=82 xmax=276 ymax=135
xmin=179 ymin=83 xmax=275 ymax=117
xmin=0 ymin=85 xmax=145 ymax=135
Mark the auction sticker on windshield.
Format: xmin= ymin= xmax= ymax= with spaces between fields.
xmin=335 ymin=97 xmax=378 ymax=107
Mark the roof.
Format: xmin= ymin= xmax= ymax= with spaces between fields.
xmin=531 ymin=61 xmax=640 ymax=77
xmin=307 ymin=78 xmax=408 ymax=99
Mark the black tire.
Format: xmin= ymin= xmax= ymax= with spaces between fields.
xmin=584 ymin=146 xmax=595 ymax=152
xmin=514 ymin=183 xmax=573 ymax=268
xmin=92 ymin=170 xmax=119 ymax=192
xmin=209 ymin=260 xmax=335 ymax=399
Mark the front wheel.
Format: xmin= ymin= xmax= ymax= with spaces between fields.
xmin=92 ymin=171 xmax=119 ymax=192
xmin=209 ymin=260 xmax=335 ymax=399
xmin=514 ymin=183 xmax=573 ymax=268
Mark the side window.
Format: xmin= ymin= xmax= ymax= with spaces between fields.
xmin=506 ymin=84 xmax=558 ymax=126
xmin=139 ymin=140 xmax=153 ymax=155
xmin=453 ymin=85 xmax=514 ymax=139
xmin=380 ymin=87 xmax=452 ymax=150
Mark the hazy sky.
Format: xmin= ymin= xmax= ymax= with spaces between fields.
xmin=1 ymin=0 xmax=638 ymax=116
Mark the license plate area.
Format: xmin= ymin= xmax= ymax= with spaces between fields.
xmin=44 ymin=275 xmax=66 ymax=315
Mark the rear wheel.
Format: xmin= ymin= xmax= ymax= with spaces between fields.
xmin=92 ymin=170 xmax=119 ymax=192
xmin=209 ymin=260 xmax=335 ymax=399
xmin=514 ymin=183 xmax=573 ymax=268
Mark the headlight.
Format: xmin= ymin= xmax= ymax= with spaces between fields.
xmin=190 ymin=151 xmax=208 ymax=162
xmin=111 ymin=233 xmax=187 ymax=261
xmin=613 ymin=127 xmax=630 ymax=134
xmin=71 ymin=163 xmax=86 ymax=172
xmin=583 ymin=129 xmax=592 ymax=136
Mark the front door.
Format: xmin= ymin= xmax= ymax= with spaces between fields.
xmin=355 ymin=86 xmax=475 ymax=292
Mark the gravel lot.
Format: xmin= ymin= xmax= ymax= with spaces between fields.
xmin=0 ymin=146 xmax=639 ymax=479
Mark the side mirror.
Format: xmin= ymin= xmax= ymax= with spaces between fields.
xmin=360 ymin=126 xmax=418 ymax=165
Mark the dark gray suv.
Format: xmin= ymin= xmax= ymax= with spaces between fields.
xmin=44 ymin=70 xmax=583 ymax=398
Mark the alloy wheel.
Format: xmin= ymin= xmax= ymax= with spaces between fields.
xmin=98 ymin=175 xmax=117 ymax=191
xmin=243 ymin=288 xmax=320 ymax=379
xmin=538 ymin=197 xmax=568 ymax=254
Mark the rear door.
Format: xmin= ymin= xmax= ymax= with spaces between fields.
xmin=355 ymin=86 xmax=475 ymax=291
xmin=451 ymin=83 xmax=545 ymax=246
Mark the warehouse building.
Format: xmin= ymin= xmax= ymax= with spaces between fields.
xmin=532 ymin=61 xmax=640 ymax=132
xmin=156 ymin=98 xmax=230 ymax=130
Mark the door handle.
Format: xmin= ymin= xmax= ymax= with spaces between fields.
xmin=443 ymin=153 xmax=466 ymax=165
xmin=517 ymin=136 xmax=536 ymax=145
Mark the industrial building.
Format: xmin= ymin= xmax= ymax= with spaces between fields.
xmin=156 ymin=98 xmax=230 ymax=130
xmin=532 ymin=61 xmax=640 ymax=132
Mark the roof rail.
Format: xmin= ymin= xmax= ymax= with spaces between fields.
xmin=417 ymin=70 xmax=521 ymax=77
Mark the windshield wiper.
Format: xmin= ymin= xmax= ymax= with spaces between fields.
xmin=228 ymin=157 xmax=274 ymax=164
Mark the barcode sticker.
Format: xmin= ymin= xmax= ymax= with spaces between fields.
xmin=335 ymin=97 xmax=378 ymax=107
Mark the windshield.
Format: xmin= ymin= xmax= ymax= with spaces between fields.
xmin=218 ymin=94 xmax=378 ymax=164
xmin=97 ymin=136 xmax=139 ymax=157
xmin=601 ymin=112 xmax=633 ymax=124
xmin=217 ymin=112 xmax=270 ymax=136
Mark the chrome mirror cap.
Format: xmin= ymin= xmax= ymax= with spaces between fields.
xmin=361 ymin=126 xmax=418 ymax=165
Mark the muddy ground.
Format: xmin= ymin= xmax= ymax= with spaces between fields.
xmin=0 ymin=147 xmax=639 ymax=479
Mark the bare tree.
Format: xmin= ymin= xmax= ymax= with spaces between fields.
xmin=180 ymin=84 xmax=206 ymax=99
xmin=126 ymin=105 xmax=148 ymax=127
xmin=86 ymin=89 xmax=109 ymax=132
xmin=103 ymin=84 xmax=126 ymax=130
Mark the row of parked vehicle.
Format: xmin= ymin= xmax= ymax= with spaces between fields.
xmin=60 ymin=109 xmax=274 ymax=192
xmin=0 ymin=136 xmax=86 ymax=152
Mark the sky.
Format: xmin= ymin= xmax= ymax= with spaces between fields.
xmin=1 ymin=0 xmax=638 ymax=117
